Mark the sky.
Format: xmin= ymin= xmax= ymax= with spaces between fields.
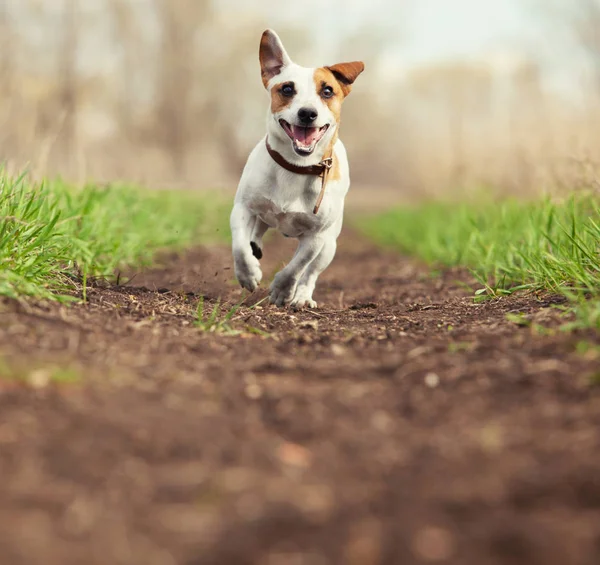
xmin=12 ymin=0 xmax=587 ymax=94
xmin=402 ymin=0 xmax=534 ymax=63
xmin=250 ymin=0 xmax=582 ymax=93
xmin=11 ymin=0 xmax=569 ymax=67
xmin=252 ymin=0 xmax=538 ymax=61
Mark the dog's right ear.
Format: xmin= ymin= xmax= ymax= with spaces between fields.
xmin=259 ymin=29 xmax=292 ymax=88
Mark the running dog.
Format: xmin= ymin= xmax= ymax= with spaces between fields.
xmin=230 ymin=29 xmax=364 ymax=308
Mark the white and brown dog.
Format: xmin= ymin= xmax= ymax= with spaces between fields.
xmin=230 ymin=29 xmax=364 ymax=308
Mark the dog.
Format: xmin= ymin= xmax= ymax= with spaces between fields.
xmin=230 ymin=29 xmax=364 ymax=308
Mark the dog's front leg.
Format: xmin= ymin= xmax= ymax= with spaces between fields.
xmin=269 ymin=233 xmax=326 ymax=307
xmin=230 ymin=202 xmax=263 ymax=291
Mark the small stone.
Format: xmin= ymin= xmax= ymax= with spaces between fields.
xmin=277 ymin=442 xmax=312 ymax=468
xmin=245 ymin=383 xmax=263 ymax=399
xmin=28 ymin=369 xmax=51 ymax=389
xmin=408 ymin=346 xmax=431 ymax=359
xmin=424 ymin=372 xmax=440 ymax=388
xmin=330 ymin=344 xmax=346 ymax=357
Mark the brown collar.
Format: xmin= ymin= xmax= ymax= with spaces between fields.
xmin=265 ymin=138 xmax=333 ymax=214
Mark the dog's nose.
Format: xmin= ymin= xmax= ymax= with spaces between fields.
xmin=297 ymin=107 xmax=318 ymax=125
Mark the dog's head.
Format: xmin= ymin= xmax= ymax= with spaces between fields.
xmin=260 ymin=29 xmax=364 ymax=158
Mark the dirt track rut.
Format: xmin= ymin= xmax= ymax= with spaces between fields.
xmin=0 ymin=231 xmax=599 ymax=565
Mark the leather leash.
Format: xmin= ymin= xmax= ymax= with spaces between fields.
xmin=265 ymin=138 xmax=333 ymax=214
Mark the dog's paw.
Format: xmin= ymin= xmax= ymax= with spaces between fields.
xmin=291 ymin=298 xmax=317 ymax=310
xmin=235 ymin=255 xmax=262 ymax=292
xmin=290 ymin=287 xmax=317 ymax=309
xmin=269 ymin=272 xmax=298 ymax=307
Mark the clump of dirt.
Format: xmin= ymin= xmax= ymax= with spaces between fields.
xmin=0 ymin=231 xmax=598 ymax=565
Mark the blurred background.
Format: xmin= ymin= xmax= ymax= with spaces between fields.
xmin=1 ymin=0 xmax=600 ymax=199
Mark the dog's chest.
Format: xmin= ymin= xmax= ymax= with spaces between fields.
xmin=247 ymin=194 xmax=325 ymax=237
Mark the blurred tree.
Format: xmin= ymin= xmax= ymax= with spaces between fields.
xmin=535 ymin=0 xmax=600 ymax=90
xmin=0 ymin=0 xmax=14 ymax=153
xmin=408 ymin=62 xmax=493 ymax=187
xmin=152 ymin=0 xmax=211 ymax=175
xmin=107 ymin=0 xmax=140 ymax=137
xmin=0 ymin=1 xmax=13 ymax=98
xmin=59 ymin=0 xmax=79 ymax=163
xmin=570 ymin=0 xmax=600 ymax=88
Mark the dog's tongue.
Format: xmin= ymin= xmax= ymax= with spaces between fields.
xmin=292 ymin=125 xmax=319 ymax=145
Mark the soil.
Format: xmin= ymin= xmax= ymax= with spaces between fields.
xmin=0 ymin=230 xmax=599 ymax=565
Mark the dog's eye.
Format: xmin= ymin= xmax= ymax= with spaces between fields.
xmin=281 ymin=84 xmax=295 ymax=97
xmin=321 ymin=86 xmax=334 ymax=99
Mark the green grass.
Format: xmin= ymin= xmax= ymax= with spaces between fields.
xmin=194 ymin=295 xmax=271 ymax=336
xmin=359 ymin=194 xmax=600 ymax=329
xmin=0 ymin=172 xmax=230 ymax=300
xmin=194 ymin=296 xmax=242 ymax=335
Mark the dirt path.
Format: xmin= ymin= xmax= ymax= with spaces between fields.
xmin=0 ymin=231 xmax=599 ymax=565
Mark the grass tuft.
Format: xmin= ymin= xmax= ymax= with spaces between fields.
xmin=359 ymin=194 xmax=600 ymax=329
xmin=195 ymin=296 xmax=242 ymax=335
xmin=194 ymin=295 xmax=273 ymax=337
xmin=0 ymin=172 xmax=230 ymax=300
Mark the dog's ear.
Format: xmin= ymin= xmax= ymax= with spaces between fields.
xmin=259 ymin=29 xmax=292 ymax=88
xmin=326 ymin=61 xmax=365 ymax=96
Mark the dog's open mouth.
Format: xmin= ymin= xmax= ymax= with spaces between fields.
xmin=279 ymin=120 xmax=329 ymax=155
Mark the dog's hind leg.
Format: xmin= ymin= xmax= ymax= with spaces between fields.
xmin=250 ymin=218 xmax=269 ymax=260
xmin=269 ymin=234 xmax=326 ymax=307
xmin=290 ymin=237 xmax=337 ymax=309
xmin=269 ymin=217 xmax=341 ymax=307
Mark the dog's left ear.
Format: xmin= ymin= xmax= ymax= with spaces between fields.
xmin=259 ymin=29 xmax=292 ymax=88
xmin=326 ymin=61 xmax=365 ymax=96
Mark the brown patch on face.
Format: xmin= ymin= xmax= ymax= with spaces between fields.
xmin=270 ymin=82 xmax=295 ymax=113
xmin=313 ymin=67 xmax=345 ymax=124
xmin=313 ymin=63 xmax=364 ymax=163
xmin=313 ymin=67 xmax=348 ymax=160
